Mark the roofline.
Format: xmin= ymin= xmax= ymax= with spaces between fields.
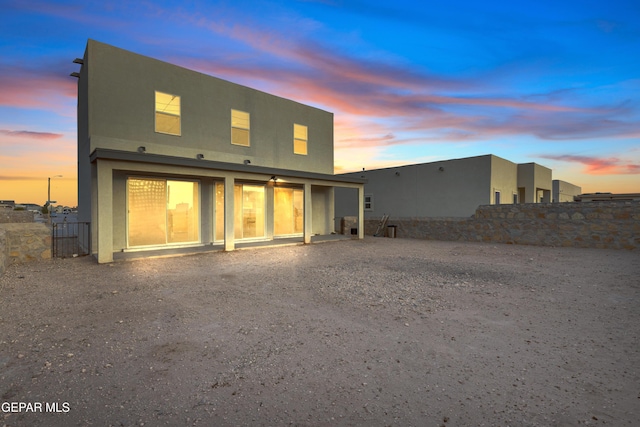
xmin=338 ymin=154 xmax=555 ymax=175
xmin=89 ymin=148 xmax=366 ymax=184
xmin=84 ymin=39 xmax=333 ymax=116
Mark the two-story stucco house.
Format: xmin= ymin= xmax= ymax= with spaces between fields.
xmin=75 ymin=40 xmax=365 ymax=263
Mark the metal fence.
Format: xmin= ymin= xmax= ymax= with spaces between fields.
xmin=52 ymin=221 xmax=91 ymax=258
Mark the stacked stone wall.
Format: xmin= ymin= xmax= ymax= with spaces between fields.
xmin=0 ymin=224 xmax=51 ymax=275
xmin=363 ymin=201 xmax=640 ymax=250
xmin=0 ymin=210 xmax=35 ymax=224
xmin=0 ymin=228 xmax=6 ymax=275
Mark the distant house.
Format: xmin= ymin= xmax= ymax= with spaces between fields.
xmin=74 ymin=40 xmax=365 ymax=263
xmin=335 ymin=154 xmax=555 ymax=221
xmin=552 ymin=180 xmax=582 ymax=202
xmin=23 ymin=204 xmax=42 ymax=213
xmin=574 ymin=193 xmax=640 ymax=202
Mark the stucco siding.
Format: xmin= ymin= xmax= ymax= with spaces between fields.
xmin=336 ymin=155 xmax=500 ymax=219
xmin=553 ymin=180 xmax=582 ymax=202
xmin=518 ymin=163 xmax=552 ymax=203
xmin=490 ymin=156 xmax=518 ymax=204
xmin=85 ymin=40 xmax=333 ymax=175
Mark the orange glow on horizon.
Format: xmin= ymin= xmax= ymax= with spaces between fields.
xmin=1 ymin=175 xmax=77 ymax=208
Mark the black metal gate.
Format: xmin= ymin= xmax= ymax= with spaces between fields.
xmin=52 ymin=221 xmax=91 ymax=258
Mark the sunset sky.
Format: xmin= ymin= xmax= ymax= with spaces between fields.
xmin=1 ymin=0 xmax=639 ymax=207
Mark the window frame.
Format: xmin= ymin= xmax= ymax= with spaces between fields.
xmin=231 ymin=109 xmax=250 ymax=147
xmin=126 ymin=177 xmax=200 ymax=248
xmin=154 ymin=91 xmax=181 ymax=136
xmin=364 ymin=194 xmax=374 ymax=211
xmin=293 ymin=123 xmax=308 ymax=155
xmin=274 ymin=186 xmax=304 ymax=237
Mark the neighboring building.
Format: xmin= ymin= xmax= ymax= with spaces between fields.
xmin=53 ymin=206 xmax=73 ymax=214
xmin=0 ymin=200 xmax=15 ymax=208
xmin=334 ymin=154 xmax=553 ymax=220
xmin=552 ymin=180 xmax=582 ymax=202
xmin=74 ymin=40 xmax=365 ymax=263
xmin=23 ymin=204 xmax=42 ymax=213
xmin=517 ymin=163 xmax=552 ymax=203
xmin=574 ymin=193 xmax=640 ymax=202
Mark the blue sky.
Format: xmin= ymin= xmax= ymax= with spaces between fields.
xmin=1 ymin=0 xmax=639 ymax=206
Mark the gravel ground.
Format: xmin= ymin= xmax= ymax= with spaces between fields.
xmin=1 ymin=237 xmax=638 ymax=427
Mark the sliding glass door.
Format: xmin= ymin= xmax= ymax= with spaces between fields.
xmin=127 ymin=178 xmax=199 ymax=247
xmin=214 ymin=182 xmax=266 ymax=241
xmin=274 ymin=187 xmax=304 ymax=236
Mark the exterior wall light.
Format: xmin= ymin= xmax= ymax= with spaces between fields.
xmin=244 ymin=159 xmax=251 ymax=165
xmin=196 ymin=154 xmax=204 ymax=160
xmin=137 ymin=146 xmax=146 ymax=153
xmin=439 ymin=166 xmax=445 ymax=172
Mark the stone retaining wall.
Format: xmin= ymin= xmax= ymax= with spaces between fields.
xmin=0 ymin=210 xmax=35 ymax=224
xmin=363 ymin=201 xmax=640 ymax=250
xmin=0 ymin=223 xmax=51 ymax=275
xmin=0 ymin=228 xmax=6 ymax=275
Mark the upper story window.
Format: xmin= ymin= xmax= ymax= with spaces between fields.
xmin=294 ymin=123 xmax=307 ymax=155
xmin=231 ymin=109 xmax=250 ymax=146
xmin=155 ymin=91 xmax=181 ymax=136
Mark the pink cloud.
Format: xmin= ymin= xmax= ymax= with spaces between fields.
xmin=143 ymin=6 xmax=640 ymax=147
xmin=181 ymin=44 xmax=626 ymax=144
xmin=538 ymin=154 xmax=640 ymax=175
xmin=9 ymin=1 xmax=636 ymax=158
xmin=0 ymin=130 xmax=63 ymax=139
xmin=0 ymin=64 xmax=77 ymax=108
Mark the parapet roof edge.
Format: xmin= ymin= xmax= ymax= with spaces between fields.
xmin=338 ymin=153 xmax=500 ymax=175
xmin=84 ymin=39 xmax=333 ymax=116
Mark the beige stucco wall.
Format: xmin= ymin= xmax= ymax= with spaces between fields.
xmin=553 ymin=180 xmax=582 ymax=202
xmin=311 ymin=186 xmax=334 ymax=235
xmin=336 ymin=155 xmax=522 ymax=219
xmin=82 ymin=40 xmax=333 ymax=175
xmin=490 ymin=156 xmax=518 ymax=204
xmin=517 ymin=163 xmax=552 ymax=203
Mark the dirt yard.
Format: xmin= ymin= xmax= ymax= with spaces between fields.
xmin=1 ymin=238 xmax=638 ymax=426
